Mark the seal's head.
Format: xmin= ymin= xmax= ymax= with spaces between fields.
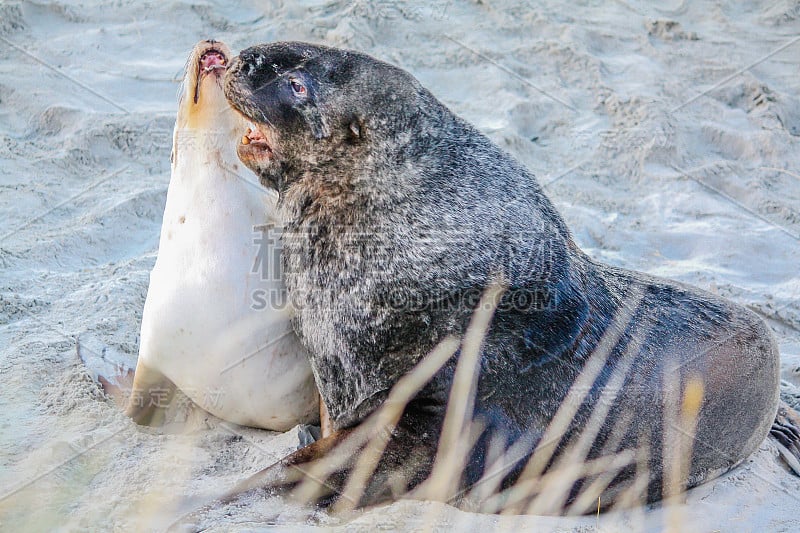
xmin=173 ymin=39 xmax=250 ymax=169
xmin=177 ymin=40 xmax=238 ymax=131
xmin=224 ymin=41 xmax=440 ymax=192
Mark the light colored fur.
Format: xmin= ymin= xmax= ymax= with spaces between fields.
xmin=130 ymin=40 xmax=318 ymax=430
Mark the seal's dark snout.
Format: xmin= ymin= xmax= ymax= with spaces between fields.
xmin=237 ymin=48 xmax=265 ymax=79
xmin=224 ymin=54 xmax=257 ymax=106
xmin=224 ymin=55 xmax=245 ymax=85
xmin=222 ymin=57 xmax=241 ymax=99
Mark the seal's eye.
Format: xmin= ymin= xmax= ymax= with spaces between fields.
xmin=289 ymin=78 xmax=307 ymax=97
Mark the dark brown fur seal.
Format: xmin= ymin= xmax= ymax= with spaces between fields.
xmin=217 ymin=41 xmax=798 ymax=514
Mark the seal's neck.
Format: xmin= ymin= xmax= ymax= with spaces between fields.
xmin=177 ymin=78 xmax=240 ymax=132
xmin=170 ymin=81 xmax=247 ymax=178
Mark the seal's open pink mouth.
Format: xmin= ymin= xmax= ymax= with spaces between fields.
xmin=194 ymin=47 xmax=228 ymax=103
xmin=241 ymin=125 xmax=274 ymax=161
xmin=200 ymin=49 xmax=227 ymax=72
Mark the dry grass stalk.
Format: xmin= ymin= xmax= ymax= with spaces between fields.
xmin=565 ymin=409 xmax=637 ymax=516
xmin=663 ymin=375 xmax=704 ymax=532
xmin=525 ymin=327 xmax=646 ymax=515
xmin=499 ymin=291 xmax=643 ymax=515
xmin=206 ymin=282 xmax=700 ymax=530
xmin=416 ymin=281 xmax=507 ymax=503
xmin=328 ymin=335 xmax=461 ymax=513
xmin=291 ymin=338 xmax=460 ymax=508
xmin=610 ymin=430 xmax=651 ymax=532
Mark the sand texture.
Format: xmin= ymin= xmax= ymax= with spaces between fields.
xmin=1 ymin=1 xmax=799 ymax=531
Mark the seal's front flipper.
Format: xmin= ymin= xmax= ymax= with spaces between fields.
xmin=171 ymin=410 xmax=441 ymax=528
xmin=76 ymin=334 xmax=135 ymax=408
xmin=234 ymin=410 xmax=438 ymax=507
xmin=78 ymin=335 xmax=180 ymax=428
xmin=320 ymin=396 xmax=333 ymax=438
xmin=770 ymin=401 xmax=800 ymax=476
xmin=168 ymin=428 xmax=355 ymax=529
xmin=125 ymin=360 xmax=177 ymax=427
xmin=222 ymin=426 xmax=357 ymax=507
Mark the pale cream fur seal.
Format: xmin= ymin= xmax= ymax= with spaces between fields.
xmin=127 ymin=40 xmax=319 ymax=431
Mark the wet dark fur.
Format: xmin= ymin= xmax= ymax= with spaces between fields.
xmin=222 ymin=41 xmax=784 ymax=511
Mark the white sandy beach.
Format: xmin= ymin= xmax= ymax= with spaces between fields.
xmin=1 ymin=0 xmax=799 ymax=531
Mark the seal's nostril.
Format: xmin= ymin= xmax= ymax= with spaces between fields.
xmin=241 ymin=50 xmax=263 ymax=66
